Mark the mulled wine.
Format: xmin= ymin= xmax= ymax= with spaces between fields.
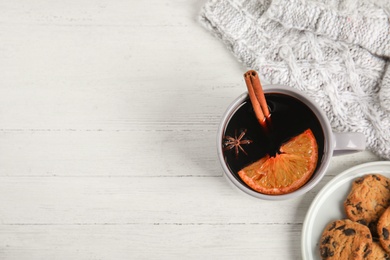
xmin=222 ymin=93 xmax=325 ymax=183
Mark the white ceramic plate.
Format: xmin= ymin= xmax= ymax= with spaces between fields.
xmin=301 ymin=161 xmax=390 ymax=260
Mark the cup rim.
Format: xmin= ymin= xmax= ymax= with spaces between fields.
xmin=217 ymin=84 xmax=333 ymax=200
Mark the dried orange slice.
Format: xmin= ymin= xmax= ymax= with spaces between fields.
xmin=238 ymin=129 xmax=318 ymax=195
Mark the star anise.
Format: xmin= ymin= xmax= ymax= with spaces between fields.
xmin=223 ymin=129 xmax=253 ymax=158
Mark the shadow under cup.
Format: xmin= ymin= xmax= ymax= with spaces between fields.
xmin=217 ymin=85 xmax=333 ymax=200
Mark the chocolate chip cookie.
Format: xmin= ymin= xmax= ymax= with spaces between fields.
xmin=344 ymin=174 xmax=390 ymax=233
xmin=320 ymin=219 xmax=372 ymax=259
xmin=378 ymin=207 xmax=390 ymax=254
xmin=369 ymin=242 xmax=390 ymax=260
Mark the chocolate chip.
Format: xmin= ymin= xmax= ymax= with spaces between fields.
xmin=320 ymin=247 xmax=334 ymax=258
xmin=363 ymin=243 xmax=371 ymax=258
xmin=363 ymin=249 xmax=372 ymax=258
xmin=336 ymin=224 xmax=346 ymax=231
xmin=383 ymin=228 xmax=389 ymax=240
xmin=372 ymin=174 xmax=381 ymax=181
xmin=356 ymin=202 xmax=363 ymax=212
xmin=357 ymin=219 xmax=367 ymax=226
xmin=321 ymin=236 xmax=330 ymax=245
xmin=343 ymin=228 xmax=356 ymax=236
xmin=328 ymin=222 xmax=336 ymax=231
xmin=355 ymin=177 xmax=364 ymax=184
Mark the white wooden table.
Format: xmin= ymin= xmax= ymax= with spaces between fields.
xmin=0 ymin=1 xmax=380 ymax=259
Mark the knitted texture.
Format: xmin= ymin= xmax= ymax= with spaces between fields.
xmin=267 ymin=0 xmax=390 ymax=112
xmin=267 ymin=0 xmax=390 ymax=57
xmin=382 ymin=63 xmax=390 ymax=110
xmin=199 ymin=0 xmax=390 ymax=159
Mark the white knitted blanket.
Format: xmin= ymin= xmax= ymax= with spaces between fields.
xmin=199 ymin=0 xmax=390 ymax=160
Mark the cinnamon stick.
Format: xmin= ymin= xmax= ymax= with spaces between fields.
xmin=249 ymin=71 xmax=270 ymax=118
xmin=244 ymin=70 xmax=270 ymax=129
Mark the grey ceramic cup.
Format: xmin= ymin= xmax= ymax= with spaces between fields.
xmin=217 ymin=85 xmax=366 ymax=200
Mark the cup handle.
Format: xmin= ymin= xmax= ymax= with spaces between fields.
xmin=333 ymin=132 xmax=366 ymax=156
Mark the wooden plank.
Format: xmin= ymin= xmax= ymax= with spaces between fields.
xmin=0 ymin=224 xmax=303 ymax=260
xmin=0 ymin=175 xmax=322 ymax=225
xmin=0 ymin=163 xmax=379 ymax=226
xmin=0 ymin=130 xmax=220 ymax=177
xmin=0 ymin=130 xmax=379 ymax=177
